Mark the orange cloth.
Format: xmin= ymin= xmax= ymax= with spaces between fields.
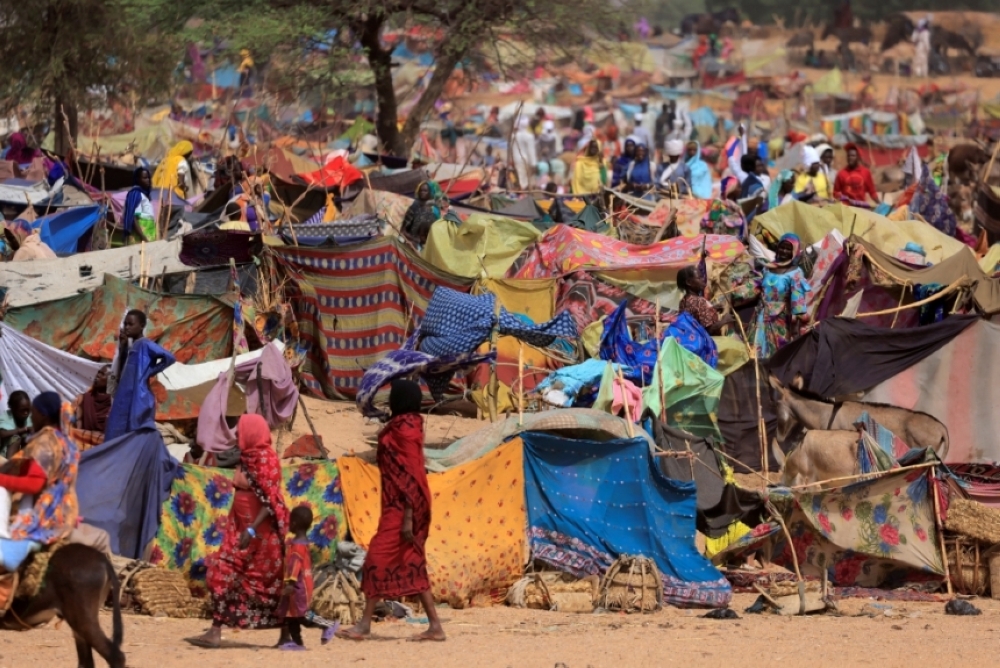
xmin=339 ymin=438 xmax=526 ymax=606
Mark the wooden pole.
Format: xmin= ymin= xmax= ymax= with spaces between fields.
xmin=930 ymin=465 xmax=954 ymax=596
xmin=616 ymin=366 xmax=634 ymax=438
xmin=517 ymin=341 xmax=525 ymax=427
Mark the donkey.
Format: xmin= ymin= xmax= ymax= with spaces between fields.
xmin=781 ymin=429 xmax=860 ymax=490
xmin=3 ymin=544 xmax=124 ymax=668
xmin=769 ymin=376 xmax=950 ymax=460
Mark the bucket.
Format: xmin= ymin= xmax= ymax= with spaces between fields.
xmin=988 ymin=552 xmax=1000 ymax=600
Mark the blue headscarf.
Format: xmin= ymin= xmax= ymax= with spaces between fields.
xmin=122 ymin=167 xmax=151 ymax=235
xmin=32 ymin=391 xmax=63 ymax=424
xmin=627 ymin=145 xmax=653 ymax=186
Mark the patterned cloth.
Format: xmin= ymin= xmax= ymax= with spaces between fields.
xmin=151 ymin=461 xmax=345 ymax=589
xmin=360 ymin=413 xmax=432 ymax=598
xmin=557 ymin=271 xmax=658 ymax=334
xmin=752 ymin=267 xmax=810 ymax=359
xmin=9 ymin=421 xmax=79 ymax=545
xmin=276 ymin=540 xmax=314 ymax=619
xmin=355 ymin=344 xmax=495 ymax=419
xmin=418 ymin=287 xmax=577 ymax=357
xmin=909 ymin=165 xmax=957 ymax=236
xmin=275 ymin=238 xmax=472 ymax=398
xmin=522 ymin=432 xmax=732 ymax=608
xmin=341 ymin=438 xmax=526 ymax=606
xmin=679 ymin=293 xmax=719 ymax=330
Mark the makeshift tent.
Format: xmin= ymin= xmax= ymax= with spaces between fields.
xmin=151 ymin=461 xmax=346 ymax=586
xmin=32 ymin=205 xmax=102 ymax=254
xmin=340 ymin=439 xmax=526 ymax=607
xmin=642 ymin=338 xmax=725 ymax=439
xmin=506 ymin=226 xmax=745 ymax=278
xmin=425 ymin=408 xmax=645 ymax=473
xmin=714 ymin=468 xmax=945 ymax=589
xmin=754 ymin=201 xmax=965 ymax=264
xmin=422 ymin=214 xmax=542 ymax=279
xmin=78 ymin=427 xmax=179 ymax=559
xmin=0 ymin=322 xmax=104 ymax=407
xmin=274 ymin=238 xmax=472 ymax=399
xmin=522 ymin=432 xmax=731 ymax=608
xmin=5 ymin=275 xmax=235 ymax=418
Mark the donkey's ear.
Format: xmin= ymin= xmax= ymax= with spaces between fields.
xmin=767 ymin=374 xmax=784 ymax=392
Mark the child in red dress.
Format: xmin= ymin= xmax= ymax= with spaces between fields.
xmin=277 ymin=505 xmax=316 ymax=650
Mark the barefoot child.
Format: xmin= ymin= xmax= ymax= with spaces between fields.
xmin=277 ymin=505 xmax=316 ymax=650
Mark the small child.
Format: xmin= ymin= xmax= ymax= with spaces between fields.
xmin=277 ymin=505 xmax=316 ymax=650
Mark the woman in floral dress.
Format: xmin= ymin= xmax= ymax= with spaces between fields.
xmin=752 ymin=233 xmax=811 ymax=359
xmin=191 ymin=414 xmax=289 ymax=647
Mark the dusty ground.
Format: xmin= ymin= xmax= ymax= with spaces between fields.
xmin=5 ymin=593 xmax=1000 ymax=667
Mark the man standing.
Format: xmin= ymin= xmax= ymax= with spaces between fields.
xmin=833 ymin=144 xmax=879 ymax=206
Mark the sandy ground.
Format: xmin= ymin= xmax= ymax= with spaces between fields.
xmin=5 ymin=593 xmax=999 ymax=667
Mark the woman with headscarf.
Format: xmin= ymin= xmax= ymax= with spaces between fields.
xmin=768 ymin=170 xmax=802 ymax=208
xmin=571 ymin=140 xmax=607 ymax=195
xmin=401 ymin=180 xmax=445 ymax=248
xmin=752 ymin=233 xmax=811 ymax=359
xmin=624 ymin=144 xmax=654 ymax=195
xmin=577 ymin=106 xmax=596 ymax=152
xmin=152 ymin=140 xmax=197 ymax=199
xmin=677 ymin=266 xmax=733 ymax=335
xmin=338 ymin=380 xmax=445 ymax=642
xmin=121 ymin=167 xmax=155 ymax=242
xmin=816 ymin=143 xmax=837 ymax=185
xmin=685 ymin=141 xmax=713 ymax=199
xmin=192 ymin=414 xmax=290 ymax=648
xmin=793 ymin=146 xmax=830 ymax=200
xmin=0 ymin=392 xmax=79 ymax=571
xmin=69 ymin=365 xmax=112 ymax=451
xmin=611 ymin=138 xmax=636 ymax=188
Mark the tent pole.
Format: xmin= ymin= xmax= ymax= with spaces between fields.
xmin=517 ymin=341 xmax=524 ymax=427
xmin=931 ymin=465 xmax=954 ymax=596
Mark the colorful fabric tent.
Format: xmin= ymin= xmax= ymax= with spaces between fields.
xmin=151 ymin=461 xmax=346 ymax=587
xmin=506 ymin=226 xmax=745 ymax=278
xmin=340 ymin=439 xmax=526 ymax=607
xmin=33 ymin=205 xmax=102 ymax=255
xmin=422 ymin=214 xmax=542 ymax=279
xmin=4 ymin=275 xmax=234 ymax=419
xmin=642 ymin=338 xmax=725 ymax=439
xmin=521 ymin=432 xmax=731 ymax=608
xmin=274 ymin=238 xmax=472 ymax=399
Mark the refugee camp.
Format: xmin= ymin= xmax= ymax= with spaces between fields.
xmin=1 ymin=0 xmax=1000 ymax=665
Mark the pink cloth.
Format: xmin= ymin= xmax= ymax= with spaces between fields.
xmin=611 ymin=377 xmax=643 ymax=423
xmin=196 ymin=343 xmax=299 ymax=452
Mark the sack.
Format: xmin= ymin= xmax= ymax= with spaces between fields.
xmin=312 ymin=569 xmax=365 ymax=624
xmin=597 ymin=555 xmax=662 ymax=613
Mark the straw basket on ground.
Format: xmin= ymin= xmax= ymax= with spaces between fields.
xmin=597 ymin=555 xmax=662 ymax=613
xmin=506 ymin=572 xmax=598 ymax=613
xmin=109 ymin=557 xmax=209 ymax=618
xmin=946 ymin=536 xmax=990 ymax=597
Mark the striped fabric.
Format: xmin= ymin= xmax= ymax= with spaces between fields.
xmin=274 ymin=238 xmax=472 ymax=398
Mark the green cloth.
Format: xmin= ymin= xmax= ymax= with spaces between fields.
xmin=422 ymin=213 xmax=541 ymax=279
xmin=754 ymin=200 xmax=966 ymax=265
xmin=713 ymin=336 xmax=750 ymax=376
xmin=641 ymin=338 xmax=724 ymax=439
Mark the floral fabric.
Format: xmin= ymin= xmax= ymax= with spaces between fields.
xmin=752 ymin=267 xmax=810 ymax=359
xmin=9 ymin=421 xmax=79 ymax=544
xmin=150 ymin=462 xmax=345 ymax=593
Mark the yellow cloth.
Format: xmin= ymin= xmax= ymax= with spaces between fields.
xmin=980 ymin=244 xmax=1000 ymax=274
xmin=322 ymin=192 xmax=338 ymax=222
xmin=571 ymin=152 xmax=605 ymax=195
xmin=339 ymin=439 xmax=526 ymax=606
xmin=755 ymin=200 xmax=966 ymax=265
xmin=704 ymin=521 xmax=753 ymax=558
xmin=152 ymin=140 xmax=193 ymax=197
xmin=793 ymin=172 xmax=830 ymax=200
xmin=422 ymin=214 xmax=541 ymax=279
xmin=713 ymin=336 xmax=750 ymax=376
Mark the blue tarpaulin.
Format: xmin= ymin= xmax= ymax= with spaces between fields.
xmin=33 ymin=205 xmax=102 ymax=254
xmin=521 ymin=431 xmax=731 ymax=608
xmin=78 ymin=427 xmax=180 ymax=559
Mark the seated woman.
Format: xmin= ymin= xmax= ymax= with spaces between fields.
xmin=676 ymin=266 xmax=734 ymax=335
xmin=0 ymin=392 xmax=78 ymax=571
xmin=68 ymin=365 xmax=112 ymax=451
xmin=401 ymin=181 xmax=446 ymax=248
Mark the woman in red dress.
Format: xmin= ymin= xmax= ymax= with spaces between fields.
xmin=338 ymin=379 xmax=445 ymax=642
xmin=191 ymin=414 xmax=289 ymax=647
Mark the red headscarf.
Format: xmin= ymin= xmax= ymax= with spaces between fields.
xmin=237 ymin=414 xmax=289 ymax=536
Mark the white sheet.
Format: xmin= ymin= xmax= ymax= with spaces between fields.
xmin=0 ymin=323 xmax=104 ymax=402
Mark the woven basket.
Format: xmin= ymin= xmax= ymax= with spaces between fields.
xmin=312 ymin=570 xmax=365 ymax=624
xmin=945 ymin=498 xmax=1000 ymax=545
xmin=506 ymin=573 xmax=597 ymax=613
xmin=15 ymin=540 xmax=69 ymax=599
xmin=947 ymin=536 xmax=990 ymax=597
xmin=597 ymin=555 xmax=662 ymax=613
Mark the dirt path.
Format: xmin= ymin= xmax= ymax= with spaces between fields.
xmin=8 ymin=594 xmax=998 ymax=668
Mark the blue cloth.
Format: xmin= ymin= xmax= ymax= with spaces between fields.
xmin=536 ymin=359 xmax=627 ymax=406
xmin=33 ymin=205 xmax=103 ymax=255
xmin=78 ymin=427 xmax=179 ymax=558
xmin=522 ymin=432 xmax=732 ymax=608
xmin=626 ymin=157 xmax=653 ymax=187
xmin=106 ymin=338 xmax=176 ymax=440
xmin=685 ymin=142 xmax=712 ymax=199
xmin=418 ymin=287 xmax=577 ymax=357
xmin=122 ymin=168 xmax=151 ymax=235
xmin=0 ymin=539 xmax=40 ymax=570
xmin=666 ymin=312 xmax=718 ymax=368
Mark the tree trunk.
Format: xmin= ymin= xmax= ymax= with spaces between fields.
xmin=356 ymin=15 xmax=404 ymax=156
xmin=53 ymin=96 xmax=78 ymax=158
xmin=397 ymin=45 xmax=465 ymax=160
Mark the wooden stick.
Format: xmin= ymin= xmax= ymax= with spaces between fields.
xmin=784 ymin=461 xmax=937 ymax=491
xmin=517 ymin=341 xmax=525 ymax=426
xmin=856 ymin=276 xmax=964 ymax=318
xmin=297 ymin=393 xmax=329 ymax=457
xmin=931 ymin=465 xmax=954 ymax=596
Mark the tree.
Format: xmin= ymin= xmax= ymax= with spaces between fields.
xmin=0 ymin=0 xmax=175 ymax=154
xmin=150 ymin=0 xmax=635 ymax=156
